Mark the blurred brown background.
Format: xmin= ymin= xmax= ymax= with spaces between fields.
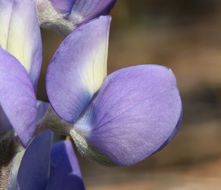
xmin=40 ymin=0 xmax=221 ymax=189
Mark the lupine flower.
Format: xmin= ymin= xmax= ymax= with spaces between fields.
xmin=0 ymin=0 xmax=47 ymax=146
xmin=8 ymin=130 xmax=85 ymax=190
xmin=35 ymin=0 xmax=117 ymax=35
xmin=46 ymin=16 xmax=183 ymax=166
xmin=50 ymin=0 xmax=117 ymax=25
xmin=0 ymin=0 xmax=118 ymax=145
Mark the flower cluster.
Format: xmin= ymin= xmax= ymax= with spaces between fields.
xmin=0 ymin=0 xmax=182 ymax=189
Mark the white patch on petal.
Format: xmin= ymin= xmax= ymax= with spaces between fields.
xmin=7 ymin=16 xmax=31 ymax=72
xmin=0 ymin=0 xmax=42 ymax=77
xmin=81 ymin=40 xmax=108 ymax=95
xmin=0 ymin=0 xmax=13 ymax=49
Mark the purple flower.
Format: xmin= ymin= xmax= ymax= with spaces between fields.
xmin=0 ymin=0 xmax=47 ymax=146
xmin=46 ymin=16 xmax=182 ymax=166
xmin=13 ymin=130 xmax=85 ymax=190
xmin=35 ymin=0 xmax=117 ymax=36
xmin=50 ymin=0 xmax=117 ymax=25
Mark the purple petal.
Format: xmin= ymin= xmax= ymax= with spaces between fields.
xmin=0 ymin=0 xmax=42 ymax=89
xmin=68 ymin=0 xmax=117 ymax=25
xmin=47 ymin=140 xmax=85 ymax=190
xmin=17 ymin=130 xmax=53 ymax=190
xmin=50 ymin=0 xmax=75 ymax=14
xmin=50 ymin=141 xmax=82 ymax=177
xmin=46 ymin=16 xmax=111 ymax=122
xmin=0 ymin=47 xmax=37 ymax=146
xmin=75 ymin=65 xmax=182 ymax=166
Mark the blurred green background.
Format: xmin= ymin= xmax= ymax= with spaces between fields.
xmin=39 ymin=0 xmax=221 ymax=189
